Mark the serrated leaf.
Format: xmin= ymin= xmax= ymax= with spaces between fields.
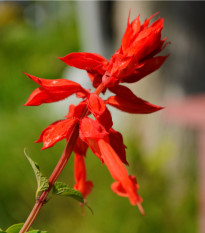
xmin=24 ymin=149 xmax=49 ymax=198
xmin=52 ymin=182 xmax=93 ymax=214
xmin=6 ymin=223 xmax=24 ymax=233
xmin=53 ymin=182 xmax=84 ymax=203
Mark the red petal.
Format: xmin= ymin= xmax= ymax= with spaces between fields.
xmin=121 ymin=14 xmax=141 ymax=53
xmin=87 ymin=94 xmax=106 ymax=116
xmin=23 ymin=72 xmax=86 ymax=91
xmin=98 ymin=108 xmax=113 ymax=131
xmin=98 ymin=139 xmax=143 ymax=211
xmin=111 ymin=181 xmax=129 ymax=197
xmin=23 ymin=73 xmax=88 ymax=106
xmin=107 ymin=85 xmax=163 ymax=114
xmin=66 ymin=102 xmax=87 ymax=119
xmin=109 ymin=128 xmax=128 ymax=165
xmin=122 ymin=55 xmax=169 ymax=83
xmin=59 ymin=52 xmax=108 ymax=75
xmin=129 ymin=18 xmax=164 ymax=59
xmin=73 ymin=137 xmax=88 ymax=157
xmin=121 ymin=13 xmax=133 ymax=52
xmin=87 ymin=94 xmax=113 ymax=130
xmin=79 ymin=117 xmax=108 ymax=162
xmin=79 ymin=117 xmax=108 ymax=141
xmin=24 ymin=87 xmax=79 ymax=106
xmin=36 ymin=118 xmax=78 ymax=150
xmin=111 ymin=175 xmax=140 ymax=198
xmin=141 ymin=12 xmax=159 ymax=30
xmin=74 ymin=153 xmax=93 ymax=199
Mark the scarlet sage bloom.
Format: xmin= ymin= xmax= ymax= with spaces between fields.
xmin=24 ymin=12 xmax=168 ymax=214
xmin=73 ymin=138 xmax=93 ymax=200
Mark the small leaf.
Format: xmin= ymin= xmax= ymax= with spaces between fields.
xmin=53 ymin=182 xmax=93 ymax=214
xmin=6 ymin=223 xmax=24 ymax=233
xmin=24 ymin=149 xmax=49 ymax=198
xmin=3 ymin=223 xmax=47 ymax=233
xmin=53 ymin=182 xmax=84 ymax=203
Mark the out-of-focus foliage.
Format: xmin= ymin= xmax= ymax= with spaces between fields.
xmin=0 ymin=2 xmax=198 ymax=233
xmin=0 ymin=2 xmax=79 ymax=112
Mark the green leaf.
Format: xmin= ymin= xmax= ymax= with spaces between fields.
xmin=4 ymin=223 xmax=47 ymax=233
xmin=0 ymin=229 xmax=6 ymax=233
xmin=24 ymin=149 xmax=49 ymax=198
xmin=6 ymin=223 xmax=24 ymax=233
xmin=52 ymin=182 xmax=93 ymax=214
xmin=53 ymin=182 xmax=84 ymax=203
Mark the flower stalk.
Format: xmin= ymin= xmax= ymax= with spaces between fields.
xmin=20 ymin=12 xmax=169 ymax=232
xmin=20 ymin=83 xmax=106 ymax=232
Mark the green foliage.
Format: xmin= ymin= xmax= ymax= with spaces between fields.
xmin=24 ymin=150 xmax=91 ymax=210
xmin=0 ymin=223 xmax=47 ymax=233
xmin=53 ymin=182 xmax=93 ymax=214
xmin=53 ymin=182 xmax=84 ymax=203
xmin=0 ymin=2 xmax=79 ymax=113
xmin=24 ymin=149 xmax=49 ymax=198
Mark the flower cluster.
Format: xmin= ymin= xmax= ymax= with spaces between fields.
xmin=24 ymin=12 xmax=168 ymax=214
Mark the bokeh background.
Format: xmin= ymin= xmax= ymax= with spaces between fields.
xmin=0 ymin=1 xmax=204 ymax=233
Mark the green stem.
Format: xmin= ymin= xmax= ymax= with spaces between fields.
xmin=19 ymin=82 xmax=106 ymax=233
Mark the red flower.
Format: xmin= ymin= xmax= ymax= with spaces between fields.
xmin=24 ymin=12 xmax=169 ymax=213
xmin=104 ymin=12 xmax=168 ymax=85
xmin=79 ymin=117 xmax=144 ymax=214
xmin=74 ymin=153 xmax=93 ymax=200
xmin=73 ymin=138 xmax=93 ymax=200
xmin=59 ymin=13 xmax=168 ymax=89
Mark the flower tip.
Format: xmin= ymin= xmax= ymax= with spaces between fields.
xmin=137 ymin=203 xmax=145 ymax=216
xmin=23 ymin=101 xmax=31 ymax=106
xmin=35 ymin=139 xmax=41 ymax=143
xmin=159 ymin=106 xmax=165 ymax=111
xmin=41 ymin=145 xmax=47 ymax=151
xmin=58 ymin=56 xmax=63 ymax=60
xmin=21 ymin=71 xmax=31 ymax=78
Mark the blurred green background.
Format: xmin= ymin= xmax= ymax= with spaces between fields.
xmin=0 ymin=1 xmax=198 ymax=233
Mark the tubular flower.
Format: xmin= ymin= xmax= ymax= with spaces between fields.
xmin=73 ymin=138 xmax=93 ymax=200
xmin=24 ymin=12 xmax=169 ymax=213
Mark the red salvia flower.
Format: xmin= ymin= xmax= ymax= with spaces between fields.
xmin=73 ymin=138 xmax=93 ymax=200
xmin=24 ymin=12 xmax=169 ymax=214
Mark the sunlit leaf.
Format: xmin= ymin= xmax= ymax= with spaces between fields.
xmin=4 ymin=223 xmax=47 ymax=233
xmin=6 ymin=223 xmax=24 ymax=233
xmin=24 ymin=149 xmax=49 ymax=198
xmin=53 ymin=181 xmax=84 ymax=203
xmin=53 ymin=182 xmax=93 ymax=214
